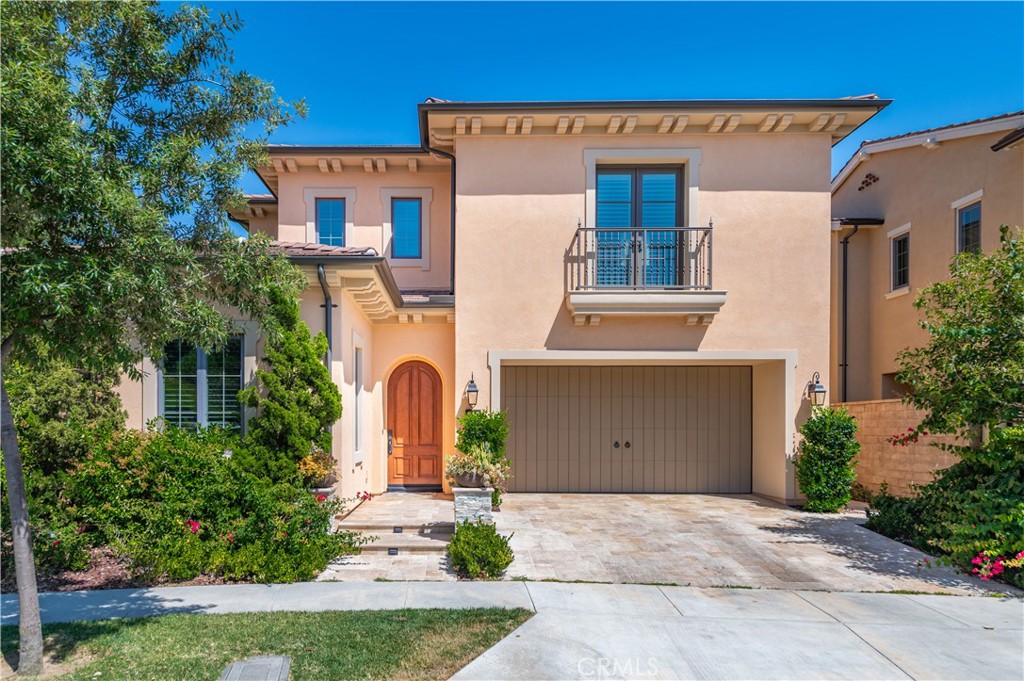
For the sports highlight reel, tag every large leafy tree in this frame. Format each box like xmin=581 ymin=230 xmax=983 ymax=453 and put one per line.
xmin=1 ymin=2 xmax=304 ymax=673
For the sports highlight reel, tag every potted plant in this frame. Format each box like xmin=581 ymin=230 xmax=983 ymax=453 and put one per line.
xmin=446 ymin=444 xmax=509 ymax=490
xmin=298 ymin=444 xmax=337 ymax=494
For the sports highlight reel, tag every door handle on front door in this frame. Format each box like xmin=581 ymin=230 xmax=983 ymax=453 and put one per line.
xmin=387 ymin=430 xmax=393 ymax=455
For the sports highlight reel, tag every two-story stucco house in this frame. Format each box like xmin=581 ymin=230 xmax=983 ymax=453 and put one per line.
xmin=117 ymin=96 xmax=890 ymax=505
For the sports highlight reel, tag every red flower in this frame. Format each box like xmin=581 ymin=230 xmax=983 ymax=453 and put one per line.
xmin=186 ymin=519 xmax=201 ymax=534
xmin=316 ymin=494 xmax=327 ymax=503
xmin=52 ymin=540 xmax=60 ymax=547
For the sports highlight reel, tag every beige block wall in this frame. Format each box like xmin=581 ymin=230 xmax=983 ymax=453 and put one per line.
xmin=838 ymin=399 xmax=959 ymax=497
xmin=273 ymin=170 xmax=452 ymax=292
xmin=453 ymin=133 xmax=834 ymax=502
xmin=832 ymin=132 xmax=1024 ymax=402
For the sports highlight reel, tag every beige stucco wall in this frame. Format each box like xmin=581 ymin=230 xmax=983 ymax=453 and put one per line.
xmin=454 ymin=133 xmax=835 ymax=503
xmin=831 ymin=131 xmax=1024 ymax=402
xmin=273 ymin=170 xmax=452 ymax=292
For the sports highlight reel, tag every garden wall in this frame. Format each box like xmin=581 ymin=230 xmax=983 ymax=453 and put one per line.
xmin=836 ymin=399 xmax=959 ymax=497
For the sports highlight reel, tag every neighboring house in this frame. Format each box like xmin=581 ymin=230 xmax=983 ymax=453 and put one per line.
xmin=117 ymin=96 xmax=890 ymax=505
xmin=829 ymin=111 xmax=1024 ymax=496
xmin=831 ymin=111 xmax=1024 ymax=403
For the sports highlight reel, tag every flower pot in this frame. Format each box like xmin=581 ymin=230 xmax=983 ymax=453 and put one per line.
xmin=454 ymin=472 xmax=486 ymax=488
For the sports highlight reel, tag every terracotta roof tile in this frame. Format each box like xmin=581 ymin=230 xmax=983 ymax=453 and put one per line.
xmin=270 ymin=241 xmax=379 ymax=258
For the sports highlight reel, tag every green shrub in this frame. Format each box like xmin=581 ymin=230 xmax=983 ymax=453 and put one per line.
xmin=237 ymin=290 xmax=342 ymax=482
xmin=447 ymin=521 xmax=514 ymax=579
xmin=865 ymin=483 xmax=920 ymax=543
xmin=455 ymin=410 xmax=510 ymax=457
xmin=794 ymin=407 xmax=860 ymax=513
xmin=455 ymin=410 xmax=511 ymax=509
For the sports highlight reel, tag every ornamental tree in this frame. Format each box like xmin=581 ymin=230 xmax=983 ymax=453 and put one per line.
xmin=1 ymin=3 xmax=303 ymax=673
xmin=237 ymin=291 xmax=342 ymax=482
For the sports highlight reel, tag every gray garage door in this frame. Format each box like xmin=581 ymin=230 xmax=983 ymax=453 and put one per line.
xmin=502 ymin=366 xmax=752 ymax=493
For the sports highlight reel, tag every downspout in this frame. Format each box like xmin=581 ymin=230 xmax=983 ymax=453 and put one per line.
xmin=316 ymin=264 xmax=334 ymax=368
xmin=423 ymin=142 xmax=456 ymax=294
xmin=840 ymin=226 xmax=859 ymax=403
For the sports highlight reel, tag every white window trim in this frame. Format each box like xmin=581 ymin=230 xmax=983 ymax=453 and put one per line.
xmin=950 ymin=189 xmax=983 ymax=210
xmin=304 ymin=187 xmax=356 ymax=244
xmin=583 ymin=148 xmax=702 ymax=229
xmin=380 ymin=188 xmax=432 ymax=270
xmin=352 ymin=330 xmax=365 ymax=466
xmin=888 ymin=222 xmax=911 ymax=294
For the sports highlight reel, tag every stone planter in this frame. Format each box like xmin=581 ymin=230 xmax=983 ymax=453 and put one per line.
xmin=310 ymin=486 xmax=335 ymax=500
xmin=454 ymin=472 xmax=486 ymax=488
xmin=453 ymin=487 xmax=495 ymax=525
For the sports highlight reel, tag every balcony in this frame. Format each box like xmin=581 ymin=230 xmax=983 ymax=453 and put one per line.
xmin=566 ymin=226 xmax=727 ymax=325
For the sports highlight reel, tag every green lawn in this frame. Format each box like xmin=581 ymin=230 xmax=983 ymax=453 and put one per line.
xmin=1 ymin=608 xmax=532 ymax=680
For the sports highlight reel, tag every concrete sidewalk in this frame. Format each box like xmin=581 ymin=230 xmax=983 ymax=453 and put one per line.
xmin=2 ymin=581 xmax=1021 ymax=680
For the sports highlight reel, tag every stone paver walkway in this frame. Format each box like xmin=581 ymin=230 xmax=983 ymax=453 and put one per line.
xmin=2 ymin=581 xmax=1021 ymax=680
xmin=321 ymin=493 xmax=1015 ymax=595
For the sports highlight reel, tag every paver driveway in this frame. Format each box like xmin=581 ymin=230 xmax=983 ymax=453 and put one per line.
xmin=498 ymin=494 xmax=1013 ymax=594
xmin=321 ymin=492 xmax=1016 ymax=595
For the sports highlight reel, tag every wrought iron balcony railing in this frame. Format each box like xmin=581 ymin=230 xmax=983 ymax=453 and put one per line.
xmin=568 ymin=225 xmax=713 ymax=291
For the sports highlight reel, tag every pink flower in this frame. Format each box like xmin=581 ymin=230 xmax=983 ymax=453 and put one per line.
xmin=186 ymin=519 xmax=200 ymax=534
xmin=52 ymin=540 xmax=60 ymax=547
xmin=316 ymin=494 xmax=327 ymax=503
xmin=356 ymin=490 xmax=374 ymax=502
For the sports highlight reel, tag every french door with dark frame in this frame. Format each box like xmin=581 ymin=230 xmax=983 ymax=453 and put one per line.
xmin=595 ymin=165 xmax=684 ymax=288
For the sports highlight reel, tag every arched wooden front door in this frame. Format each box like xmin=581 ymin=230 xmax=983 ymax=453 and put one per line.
xmin=387 ymin=360 xmax=443 ymax=488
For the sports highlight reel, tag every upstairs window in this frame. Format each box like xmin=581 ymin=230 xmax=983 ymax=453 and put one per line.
xmin=317 ymin=198 xmax=346 ymax=246
xmin=161 ymin=336 xmax=243 ymax=431
xmin=891 ymin=233 xmax=910 ymax=290
xmin=957 ymin=201 xmax=981 ymax=254
xmin=391 ymin=198 xmax=422 ymax=259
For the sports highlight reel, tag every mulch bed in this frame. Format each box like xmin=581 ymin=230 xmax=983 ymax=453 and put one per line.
xmin=1 ymin=547 xmax=229 ymax=593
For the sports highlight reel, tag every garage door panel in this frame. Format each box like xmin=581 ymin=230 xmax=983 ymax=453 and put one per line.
xmin=504 ymin=365 xmax=751 ymax=494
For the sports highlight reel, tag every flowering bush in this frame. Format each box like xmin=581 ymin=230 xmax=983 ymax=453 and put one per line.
xmin=886 ymin=427 xmax=929 ymax=447
xmin=867 ymin=427 xmax=1024 ymax=588
xmin=22 ymin=427 xmax=367 ymax=583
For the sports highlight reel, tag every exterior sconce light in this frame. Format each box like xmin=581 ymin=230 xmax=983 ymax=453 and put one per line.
xmin=807 ymin=372 xmax=827 ymax=407
xmin=465 ymin=373 xmax=479 ymax=411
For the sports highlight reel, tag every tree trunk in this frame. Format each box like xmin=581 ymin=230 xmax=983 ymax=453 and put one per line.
xmin=1 ymin=340 xmax=44 ymax=676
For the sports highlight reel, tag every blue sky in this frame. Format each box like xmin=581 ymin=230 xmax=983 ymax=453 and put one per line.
xmin=216 ymin=1 xmax=1023 ymax=194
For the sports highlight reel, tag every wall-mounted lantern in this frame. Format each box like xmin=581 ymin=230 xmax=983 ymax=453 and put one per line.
xmin=465 ymin=373 xmax=479 ymax=411
xmin=807 ymin=372 xmax=827 ymax=407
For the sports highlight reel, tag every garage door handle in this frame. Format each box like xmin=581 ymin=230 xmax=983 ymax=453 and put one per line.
xmin=624 ymin=441 xmax=631 ymax=449
xmin=613 ymin=441 xmax=620 ymax=448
